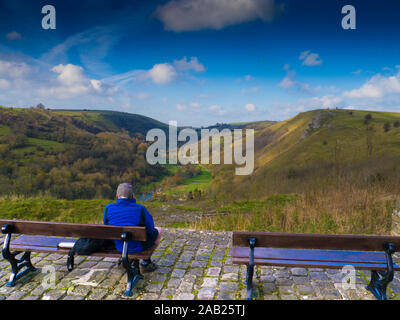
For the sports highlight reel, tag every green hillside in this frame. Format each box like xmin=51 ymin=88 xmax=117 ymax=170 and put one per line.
xmin=191 ymin=109 xmax=400 ymax=235
xmin=0 ymin=106 xmax=168 ymax=199
xmin=52 ymin=109 xmax=169 ymax=137
xmin=208 ymin=109 xmax=400 ymax=200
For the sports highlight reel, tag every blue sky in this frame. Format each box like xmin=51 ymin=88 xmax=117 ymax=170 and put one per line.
xmin=1 ymin=0 xmax=400 ymax=126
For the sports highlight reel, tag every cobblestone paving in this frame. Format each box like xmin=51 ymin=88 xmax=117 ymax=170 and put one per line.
xmin=0 ymin=228 xmax=399 ymax=300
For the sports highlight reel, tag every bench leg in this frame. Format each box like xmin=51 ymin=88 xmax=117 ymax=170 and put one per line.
xmin=366 ymin=270 xmax=391 ymax=300
xmin=121 ymin=233 xmax=144 ymax=297
xmin=123 ymin=259 xmax=144 ymax=297
xmin=366 ymin=243 xmax=395 ymax=300
xmin=245 ymin=237 xmax=257 ymax=300
xmin=2 ymin=231 xmax=37 ymax=287
xmin=245 ymin=264 xmax=254 ymax=300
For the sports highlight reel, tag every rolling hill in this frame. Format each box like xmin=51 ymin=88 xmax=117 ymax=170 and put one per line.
xmin=208 ymin=108 xmax=400 ymax=201
xmin=0 ymin=106 xmax=169 ymax=199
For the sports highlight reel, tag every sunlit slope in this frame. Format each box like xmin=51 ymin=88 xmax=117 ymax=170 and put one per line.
xmin=209 ymin=109 xmax=400 ymax=200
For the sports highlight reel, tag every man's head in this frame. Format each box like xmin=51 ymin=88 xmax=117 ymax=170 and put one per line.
xmin=116 ymin=183 xmax=134 ymax=199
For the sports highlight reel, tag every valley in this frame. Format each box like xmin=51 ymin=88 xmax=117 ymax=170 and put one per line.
xmin=1 ymin=106 xmax=400 ymax=236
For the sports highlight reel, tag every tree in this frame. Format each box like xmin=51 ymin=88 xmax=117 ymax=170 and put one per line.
xmin=364 ymin=114 xmax=372 ymax=125
xmin=384 ymin=122 xmax=391 ymax=132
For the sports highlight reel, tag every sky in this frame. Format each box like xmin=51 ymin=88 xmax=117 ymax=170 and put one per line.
xmin=1 ymin=0 xmax=400 ymax=127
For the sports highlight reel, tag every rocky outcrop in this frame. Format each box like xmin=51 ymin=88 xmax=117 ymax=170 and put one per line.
xmin=301 ymin=110 xmax=335 ymax=140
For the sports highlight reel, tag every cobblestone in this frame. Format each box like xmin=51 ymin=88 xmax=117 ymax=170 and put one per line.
xmin=0 ymin=228 xmax=398 ymax=300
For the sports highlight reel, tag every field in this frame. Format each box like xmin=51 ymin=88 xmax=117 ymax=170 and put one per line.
xmin=163 ymin=165 xmax=212 ymax=197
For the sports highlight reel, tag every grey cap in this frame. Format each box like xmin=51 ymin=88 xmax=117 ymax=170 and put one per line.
xmin=116 ymin=183 xmax=134 ymax=199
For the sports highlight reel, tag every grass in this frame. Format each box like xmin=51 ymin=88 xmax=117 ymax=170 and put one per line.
xmin=189 ymin=189 xmax=395 ymax=235
xmin=10 ymin=137 xmax=67 ymax=160
xmin=0 ymin=125 xmax=10 ymax=135
xmin=0 ymin=197 xmax=119 ymax=224
xmin=163 ymin=166 xmax=212 ymax=197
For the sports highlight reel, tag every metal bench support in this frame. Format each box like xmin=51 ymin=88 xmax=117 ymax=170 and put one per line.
xmin=366 ymin=242 xmax=395 ymax=300
xmin=1 ymin=224 xmax=37 ymax=287
xmin=121 ymin=232 xmax=144 ymax=297
xmin=245 ymin=237 xmax=257 ymax=300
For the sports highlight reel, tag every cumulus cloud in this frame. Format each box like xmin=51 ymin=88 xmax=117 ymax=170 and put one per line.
xmin=6 ymin=31 xmax=22 ymax=41
xmin=190 ymin=102 xmax=201 ymax=108
xmin=0 ymin=60 xmax=31 ymax=79
xmin=343 ymin=73 xmax=400 ymax=99
xmin=0 ymin=79 xmax=10 ymax=89
xmin=52 ymin=64 xmax=88 ymax=87
xmin=244 ymin=103 xmax=256 ymax=112
xmin=154 ymin=0 xmax=284 ymax=32
xmin=296 ymin=95 xmax=343 ymax=111
xmin=299 ymin=50 xmax=322 ymax=67
xmin=208 ymin=104 xmax=227 ymax=115
xmin=176 ymin=104 xmax=187 ymax=111
xmin=278 ymin=64 xmax=296 ymax=88
xmin=278 ymin=64 xmax=318 ymax=94
xmin=174 ymin=56 xmax=206 ymax=72
xmin=241 ymin=86 xmax=260 ymax=95
xmin=37 ymin=63 xmax=118 ymax=99
xmin=128 ymin=57 xmax=206 ymax=85
xmin=145 ymin=63 xmax=178 ymax=85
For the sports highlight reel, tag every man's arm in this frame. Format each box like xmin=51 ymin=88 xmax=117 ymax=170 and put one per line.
xmin=143 ymin=206 xmax=155 ymax=231
xmin=103 ymin=205 xmax=110 ymax=225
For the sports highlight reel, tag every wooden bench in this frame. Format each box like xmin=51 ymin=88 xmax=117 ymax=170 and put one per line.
xmin=0 ymin=219 xmax=158 ymax=296
xmin=232 ymin=231 xmax=400 ymax=300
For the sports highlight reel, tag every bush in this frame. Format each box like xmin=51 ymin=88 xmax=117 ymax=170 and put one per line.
xmin=287 ymin=168 xmax=298 ymax=179
xmin=364 ymin=114 xmax=372 ymax=124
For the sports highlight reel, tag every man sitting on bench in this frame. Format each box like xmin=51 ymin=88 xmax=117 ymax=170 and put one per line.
xmin=104 ymin=182 xmax=161 ymax=273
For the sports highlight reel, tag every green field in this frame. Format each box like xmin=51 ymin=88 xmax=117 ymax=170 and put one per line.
xmin=163 ymin=165 xmax=213 ymax=197
xmin=0 ymin=197 xmax=109 ymax=223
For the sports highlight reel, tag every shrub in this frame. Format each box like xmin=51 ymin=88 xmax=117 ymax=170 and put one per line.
xmin=364 ymin=114 xmax=372 ymax=124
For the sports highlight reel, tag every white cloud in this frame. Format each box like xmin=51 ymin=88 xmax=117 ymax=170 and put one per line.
xmin=40 ymin=63 xmax=118 ymax=99
xmin=241 ymin=86 xmax=260 ymax=94
xmin=208 ymin=104 xmax=227 ymax=115
xmin=135 ymin=92 xmax=151 ymax=100
xmin=278 ymin=64 xmax=296 ymax=89
xmin=279 ymin=75 xmax=296 ymax=89
xmin=52 ymin=64 xmax=88 ymax=87
xmin=154 ymin=0 xmax=283 ymax=32
xmin=6 ymin=31 xmax=22 ymax=41
xmin=296 ymin=95 xmax=343 ymax=110
xmin=145 ymin=63 xmax=178 ymax=85
xmin=278 ymin=64 xmax=319 ymax=94
xmin=176 ymin=104 xmax=187 ymax=111
xmin=343 ymin=74 xmax=400 ymax=99
xmin=190 ymin=102 xmax=201 ymax=108
xmin=0 ymin=79 xmax=10 ymax=89
xmin=174 ymin=56 xmax=206 ymax=72
xmin=299 ymin=50 xmax=322 ymax=67
xmin=244 ymin=103 xmax=256 ymax=112
xmin=0 ymin=60 xmax=31 ymax=79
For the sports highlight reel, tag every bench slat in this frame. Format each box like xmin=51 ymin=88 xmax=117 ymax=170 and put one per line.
xmin=233 ymin=231 xmax=400 ymax=252
xmin=233 ymin=257 xmax=400 ymax=271
xmin=10 ymin=235 xmax=154 ymax=259
xmin=0 ymin=219 xmax=146 ymax=241
xmin=233 ymin=247 xmax=388 ymax=265
xmin=12 ymin=235 xmax=76 ymax=248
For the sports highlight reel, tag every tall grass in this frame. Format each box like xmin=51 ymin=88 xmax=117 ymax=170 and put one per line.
xmin=192 ymin=157 xmax=400 ymax=235
xmin=0 ymin=196 xmax=110 ymax=224
xmin=190 ymin=186 xmax=395 ymax=235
